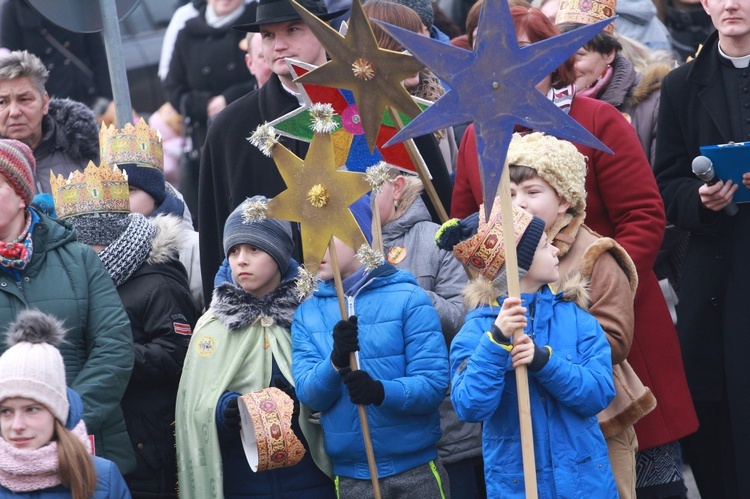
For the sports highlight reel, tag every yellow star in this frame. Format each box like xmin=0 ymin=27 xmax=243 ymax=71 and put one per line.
xmin=291 ymin=0 xmax=424 ymax=153
xmin=267 ymin=131 xmax=373 ymax=274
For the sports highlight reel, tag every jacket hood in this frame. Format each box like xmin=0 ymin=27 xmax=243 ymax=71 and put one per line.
xmin=313 ymin=263 xmax=405 ymax=298
xmin=209 ymin=265 xmax=302 ymax=330
xmin=382 ymin=195 xmax=431 ymax=248
xmin=599 ymin=54 xmax=638 ymax=108
xmin=40 ymin=98 xmax=99 ymax=162
xmin=65 ymin=387 xmax=84 ymax=430
xmin=615 ymin=0 xmax=657 ymax=24
xmin=32 ymin=209 xmax=77 ymax=253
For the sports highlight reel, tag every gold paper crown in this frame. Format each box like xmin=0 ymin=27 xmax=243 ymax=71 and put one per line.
xmin=556 ymin=0 xmax=617 ymax=35
xmin=99 ymin=119 xmax=163 ymax=171
xmin=453 ymin=200 xmax=536 ymax=280
xmin=50 ymin=161 xmax=130 ymax=219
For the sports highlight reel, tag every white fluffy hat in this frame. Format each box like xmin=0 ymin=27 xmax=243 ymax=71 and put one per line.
xmin=0 ymin=310 xmax=69 ymax=424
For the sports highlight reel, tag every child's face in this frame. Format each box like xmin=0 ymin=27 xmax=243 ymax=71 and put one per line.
xmin=510 ymin=177 xmax=571 ymax=230
xmin=374 ymin=175 xmax=405 ymax=227
xmin=128 ymin=186 xmax=156 ymax=217
xmin=318 ymin=237 xmax=362 ymax=280
xmin=228 ymin=244 xmax=281 ymax=297
xmin=523 ymin=233 xmax=560 ymax=291
xmin=0 ymin=397 xmax=55 ymax=451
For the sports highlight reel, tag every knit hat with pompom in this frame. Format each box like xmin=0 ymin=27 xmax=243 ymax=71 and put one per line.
xmin=0 ymin=310 xmax=69 ymax=424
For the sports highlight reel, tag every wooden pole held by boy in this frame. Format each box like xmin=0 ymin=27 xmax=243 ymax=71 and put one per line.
xmin=388 ymin=106 xmax=449 ymax=223
xmin=328 ymin=238 xmax=383 ymax=499
xmin=498 ymin=165 xmax=538 ymax=498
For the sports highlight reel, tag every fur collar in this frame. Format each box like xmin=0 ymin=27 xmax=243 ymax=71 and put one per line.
xmin=209 ymin=278 xmax=301 ymax=331
xmin=42 ymin=99 xmax=99 ymax=161
xmin=549 ymin=212 xmax=638 ymax=299
xmin=548 ymin=212 xmax=580 ymax=257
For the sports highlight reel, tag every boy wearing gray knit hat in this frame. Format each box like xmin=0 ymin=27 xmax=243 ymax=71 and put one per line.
xmin=223 ymin=196 xmax=294 ymax=293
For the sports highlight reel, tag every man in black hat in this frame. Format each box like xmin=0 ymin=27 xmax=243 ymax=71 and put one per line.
xmin=197 ymin=0 xmax=346 ymax=305
xmin=197 ymin=0 xmax=454 ymax=307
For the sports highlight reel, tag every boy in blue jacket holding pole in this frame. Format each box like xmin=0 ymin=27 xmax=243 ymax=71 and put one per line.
xmin=437 ymin=200 xmax=617 ymax=498
xmin=292 ymin=197 xmax=450 ymax=498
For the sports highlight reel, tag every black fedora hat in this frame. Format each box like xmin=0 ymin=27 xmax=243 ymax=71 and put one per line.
xmin=234 ymin=0 xmax=349 ymax=32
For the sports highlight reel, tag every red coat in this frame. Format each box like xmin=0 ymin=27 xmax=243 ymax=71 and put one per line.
xmin=452 ymin=96 xmax=697 ymax=450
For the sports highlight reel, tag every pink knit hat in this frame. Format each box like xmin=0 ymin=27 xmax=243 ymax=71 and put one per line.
xmin=0 ymin=139 xmax=35 ymax=207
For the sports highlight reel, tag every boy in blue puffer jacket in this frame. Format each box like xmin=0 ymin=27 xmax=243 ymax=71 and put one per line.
xmin=292 ymin=197 xmax=450 ymax=498
xmin=437 ymin=200 xmax=617 ymax=499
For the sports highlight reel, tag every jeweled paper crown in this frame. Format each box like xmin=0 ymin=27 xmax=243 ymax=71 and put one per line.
xmin=556 ymin=0 xmax=617 ymax=34
xmin=99 ymin=119 xmax=163 ymax=170
xmin=50 ymin=161 xmax=130 ymax=219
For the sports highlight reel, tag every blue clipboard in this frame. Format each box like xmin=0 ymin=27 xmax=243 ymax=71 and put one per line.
xmin=699 ymin=142 xmax=750 ymax=203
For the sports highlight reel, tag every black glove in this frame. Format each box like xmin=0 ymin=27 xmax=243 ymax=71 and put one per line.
xmin=342 ymin=370 xmax=385 ymax=406
xmin=331 ymin=316 xmax=359 ymax=368
xmin=490 ymin=323 xmax=511 ymax=344
xmin=273 ymin=375 xmax=300 ymax=415
xmin=222 ymin=395 xmax=241 ymax=432
xmin=528 ymin=343 xmax=551 ymax=373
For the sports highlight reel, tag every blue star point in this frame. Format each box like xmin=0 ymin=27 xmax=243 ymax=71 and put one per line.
xmin=375 ymin=0 xmax=614 ymax=216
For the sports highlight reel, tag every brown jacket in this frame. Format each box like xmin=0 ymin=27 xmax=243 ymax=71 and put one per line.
xmin=551 ymin=213 xmax=657 ymax=437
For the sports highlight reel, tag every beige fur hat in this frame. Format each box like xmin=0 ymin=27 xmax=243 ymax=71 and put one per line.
xmin=507 ymin=132 xmax=588 ymax=215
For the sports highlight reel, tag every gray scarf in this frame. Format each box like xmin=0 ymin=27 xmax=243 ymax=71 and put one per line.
xmin=98 ymin=214 xmax=156 ymax=287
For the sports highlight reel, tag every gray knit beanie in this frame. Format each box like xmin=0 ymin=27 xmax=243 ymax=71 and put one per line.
xmin=223 ymin=197 xmax=294 ymax=274
xmin=390 ymin=0 xmax=434 ymax=30
xmin=0 ymin=310 xmax=69 ymax=424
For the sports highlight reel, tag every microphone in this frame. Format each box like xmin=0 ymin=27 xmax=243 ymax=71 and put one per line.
xmin=692 ymin=156 xmax=739 ymax=216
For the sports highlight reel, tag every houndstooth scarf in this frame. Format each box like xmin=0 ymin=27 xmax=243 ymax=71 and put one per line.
xmin=98 ymin=213 xmax=156 ymax=288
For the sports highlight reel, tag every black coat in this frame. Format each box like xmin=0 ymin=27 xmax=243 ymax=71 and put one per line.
xmin=198 ymin=74 xmax=454 ymax=306
xmin=116 ymin=221 xmax=199 ymax=497
xmin=164 ymin=4 xmax=257 ymax=152
xmin=654 ymin=29 xmax=750 ymax=487
xmin=0 ymin=0 xmax=112 ymax=107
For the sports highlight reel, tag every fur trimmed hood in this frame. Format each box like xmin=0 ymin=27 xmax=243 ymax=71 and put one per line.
xmin=626 ymin=63 xmax=671 ymax=108
xmin=599 ymin=54 xmax=670 ymax=110
xmin=209 ymin=277 xmax=301 ymax=331
xmin=40 ymin=98 xmax=99 ymax=162
xmin=462 ymin=276 xmax=590 ymax=312
xmin=147 ymin=215 xmax=186 ymax=265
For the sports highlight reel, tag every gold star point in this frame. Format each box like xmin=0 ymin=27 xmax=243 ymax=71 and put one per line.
xmin=291 ymin=0 xmax=424 ymax=152
xmin=266 ymin=132 xmax=372 ymax=275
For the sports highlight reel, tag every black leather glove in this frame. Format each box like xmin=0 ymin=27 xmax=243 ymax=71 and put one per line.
xmin=342 ymin=370 xmax=385 ymax=406
xmin=331 ymin=316 xmax=359 ymax=368
xmin=223 ymin=395 xmax=241 ymax=432
xmin=273 ymin=375 xmax=300 ymax=415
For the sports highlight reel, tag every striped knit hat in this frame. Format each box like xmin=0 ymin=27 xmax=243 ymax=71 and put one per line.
xmin=0 ymin=139 xmax=35 ymax=207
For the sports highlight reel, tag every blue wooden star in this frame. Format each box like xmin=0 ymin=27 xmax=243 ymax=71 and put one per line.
xmin=375 ymin=0 xmax=614 ymax=217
